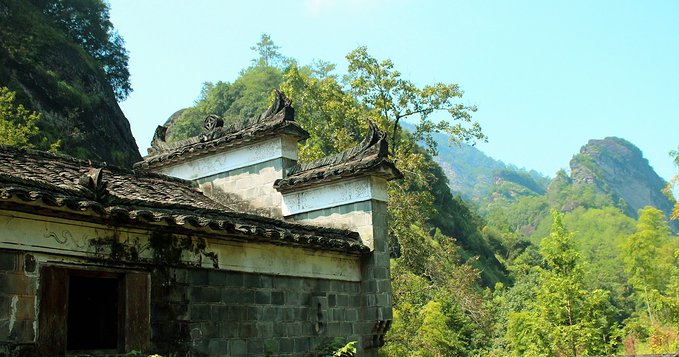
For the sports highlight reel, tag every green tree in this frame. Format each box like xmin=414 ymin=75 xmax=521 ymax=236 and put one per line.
xmin=31 ymin=0 xmax=132 ymax=100
xmin=281 ymin=63 xmax=364 ymax=161
xmin=281 ymin=48 xmax=501 ymax=279
xmin=504 ymin=210 xmax=618 ymax=356
xmin=345 ymin=47 xmax=486 ymax=156
xmin=383 ymin=230 xmax=492 ymax=357
xmin=561 ymin=207 xmax=636 ymax=311
xmin=0 ymin=87 xmax=41 ymax=148
xmin=619 ymin=206 xmax=679 ymax=353
xmin=250 ymin=33 xmax=285 ymax=68
xmin=622 ymin=207 xmax=671 ymax=315
xmin=664 ymin=147 xmax=679 ymax=220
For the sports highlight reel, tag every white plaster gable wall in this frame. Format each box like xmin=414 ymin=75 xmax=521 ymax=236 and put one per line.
xmin=282 ymin=177 xmax=389 ymax=250
xmin=281 ymin=176 xmax=388 ymax=216
xmin=204 ymin=165 xmax=285 ymax=217
xmin=158 ymin=136 xmax=299 ymax=181
xmin=295 ymin=211 xmax=375 ymax=250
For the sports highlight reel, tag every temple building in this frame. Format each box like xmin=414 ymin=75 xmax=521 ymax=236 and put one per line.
xmin=0 ymin=91 xmax=400 ymax=356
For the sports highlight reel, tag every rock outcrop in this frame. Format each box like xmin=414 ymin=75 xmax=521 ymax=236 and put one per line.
xmin=570 ymin=137 xmax=677 ymax=231
xmin=0 ymin=0 xmax=141 ymax=167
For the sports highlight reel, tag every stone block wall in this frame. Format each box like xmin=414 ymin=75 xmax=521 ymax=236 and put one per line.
xmin=359 ymin=201 xmax=392 ymax=349
xmin=197 ymin=158 xmax=296 ymax=218
xmin=290 ymin=201 xmax=375 ymax=253
xmin=0 ymin=251 xmax=369 ymax=356
xmin=0 ymin=250 xmax=38 ymax=350
xmin=287 ymin=200 xmax=392 ymax=349
xmin=150 ymin=267 xmax=365 ymax=357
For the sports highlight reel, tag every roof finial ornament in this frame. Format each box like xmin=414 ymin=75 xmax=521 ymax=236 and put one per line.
xmin=365 ymin=120 xmax=389 ymax=158
xmin=203 ymin=114 xmax=225 ymax=132
xmin=151 ymin=125 xmax=168 ymax=147
xmin=78 ymin=168 xmax=107 ymax=200
xmin=258 ymin=89 xmax=293 ymax=121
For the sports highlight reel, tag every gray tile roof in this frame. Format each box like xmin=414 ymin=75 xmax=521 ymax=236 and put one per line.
xmin=0 ymin=146 xmax=367 ymax=254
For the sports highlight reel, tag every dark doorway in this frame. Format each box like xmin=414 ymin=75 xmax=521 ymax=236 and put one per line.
xmin=66 ymin=274 xmax=120 ymax=351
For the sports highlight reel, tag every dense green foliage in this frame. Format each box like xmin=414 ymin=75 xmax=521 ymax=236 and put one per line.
xmin=666 ymin=147 xmax=679 ymax=220
xmin=0 ymin=86 xmax=60 ymax=151
xmin=30 ymin=0 xmax=132 ymax=100
xmin=478 ymin=151 xmax=678 ymax=354
xmin=502 ymin=211 xmax=619 ymax=356
xmin=0 ymin=87 xmax=41 ymax=148
xmin=168 ymin=66 xmax=284 ymax=142
xmin=619 ymin=207 xmax=679 ymax=353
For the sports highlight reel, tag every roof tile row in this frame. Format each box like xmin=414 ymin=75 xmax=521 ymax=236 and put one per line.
xmin=0 ymin=146 xmax=367 ymax=254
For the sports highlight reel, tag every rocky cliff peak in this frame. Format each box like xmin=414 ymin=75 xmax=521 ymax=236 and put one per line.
xmin=570 ymin=137 xmax=677 ymax=230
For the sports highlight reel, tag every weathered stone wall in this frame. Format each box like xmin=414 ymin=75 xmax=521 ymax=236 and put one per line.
xmin=358 ymin=201 xmax=392 ymax=349
xmin=151 ymin=267 xmax=365 ymax=357
xmin=0 ymin=209 xmax=360 ymax=282
xmin=287 ymin=199 xmax=393 ymax=350
xmin=290 ymin=201 xmax=375 ymax=254
xmin=0 ymin=251 xmax=37 ymax=351
xmin=155 ymin=135 xmax=300 ymax=218
xmin=0 ymin=251 xmax=371 ymax=356
xmin=0 ymin=209 xmax=372 ymax=356
xmin=197 ymin=158 xmax=296 ymax=218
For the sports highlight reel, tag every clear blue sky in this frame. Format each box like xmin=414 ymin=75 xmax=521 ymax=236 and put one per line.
xmin=109 ymin=0 xmax=679 ymax=181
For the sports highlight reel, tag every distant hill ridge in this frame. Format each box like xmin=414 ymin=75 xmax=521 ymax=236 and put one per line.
xmin=402 ymin=122 xmax=550 ymax=200
xmin=425 ymin=126 xmax=677 ymax=231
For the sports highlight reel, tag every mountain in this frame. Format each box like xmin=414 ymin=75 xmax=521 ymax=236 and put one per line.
xmin=0 ymin=0 xmax=141 ymax=167
xmin=430 ymin=129 xmax=677 ymax=232
xmin=404 ymin=123 xmax=550 ymax=201
xmin=571 ymin=137 xmax=678 ymax=231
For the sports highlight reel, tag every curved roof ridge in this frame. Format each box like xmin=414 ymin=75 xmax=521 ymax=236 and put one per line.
xmin=273 ymin=122 xmax=402 ymax=192
xmin=0 ymin=145 xmax=196 ymax=186
xmin=288 ymin=121 xmax=387 ymax=176
xmin=136 ymin=89 xmax=309 ymax=169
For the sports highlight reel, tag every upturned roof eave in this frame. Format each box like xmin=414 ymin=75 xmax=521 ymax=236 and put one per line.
xmin=273 ymin=158 xmax=402 ymax=193
xmin=135 ymin=90 xmax=309 ymax=170
xmin=135 ymin=122 xmax=309 ymax=171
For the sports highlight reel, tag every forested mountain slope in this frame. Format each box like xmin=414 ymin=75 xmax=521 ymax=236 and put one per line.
xmin=431 ymin=127 xmax=676 ymax=233
xmin=413 ymin=124 xmax=550 ymax=201
xmin=437 ymin=135 xmax=679 ymax=355
xmin=0 ymin=0 xmax=140 ymax=166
